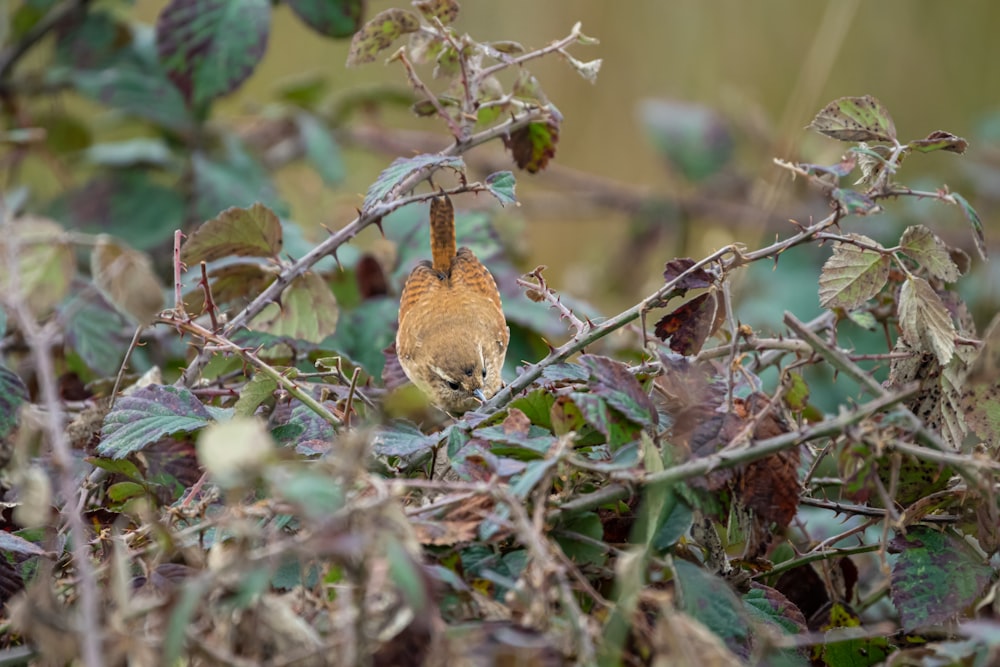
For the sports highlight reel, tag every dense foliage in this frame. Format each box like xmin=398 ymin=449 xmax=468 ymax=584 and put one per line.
xmin=0 ymin=1 xmax=998 ymax=665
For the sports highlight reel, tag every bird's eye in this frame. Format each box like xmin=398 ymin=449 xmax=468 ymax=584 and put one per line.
xmin=446 ymin=380 xmax=460 ymax=391
xmin=481 ymin=368 xmax=487 ymax=379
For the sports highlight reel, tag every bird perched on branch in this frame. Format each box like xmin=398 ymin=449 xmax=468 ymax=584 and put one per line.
xmin=396 ymin=195 xmax=509 ymax=413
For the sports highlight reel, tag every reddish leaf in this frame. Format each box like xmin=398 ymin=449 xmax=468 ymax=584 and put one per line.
xmin=503 ymin=119 xmax=559 ymax=173
xmin=654 ymin=290 xmax=724 ymax=356
xmin=580 ymin=354 xmax=657 ymax=425
xmin=156 ymin=0 xmax=270 ymax=107
xmin=356 ymin=253 xmax=389 ymax=299
xmin=662 ymin=257 xmax=713 ymax=290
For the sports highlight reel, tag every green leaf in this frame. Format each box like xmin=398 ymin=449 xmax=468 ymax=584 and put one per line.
xmin=345 ymin=8 xmax=420 ymax=67
xmin=99 ymin=385 xmax=214 ymax=459
xmin=86 ymin=457 xmax=143 ymax=480
xmin=296 ymin=113 xmax=345 ymax=186
xmin=808 ymin=95 xmax=897 ymax=142
xmin=474 ymin=421 xmax=556 ymax=458
xmin=250 ymin=272 xmax=338 ymax=343
xmin=233 ymin=373 xmax=278 ymax=418
xmin=951 ymin=191 xmax=988 ymax=262
xmin=898 ymin=276 xmax=956 ymax=364
xmin=107 ymin=481 xmax=146 ymax=502
xmin=743 ymin=584 xmax=807 ymax=637
xmin=639 ymin=99 xmax=734 ymax=182
xmin=0 ymin=217 xmax=75 ymax=319
xmin=484 ymin=171 xmax=517 ymax=206
xmin=674 ymin=559 xmax=751 ymax=657
xmin=831 ymin=188 xmax=880 ymax=216
xmin=373 ymin=420 xmax=438 ymax=458
xmin=509 ymin=390 xmax=555 ymax=430
xmin=61 ymin=290 xmax=133 ymax=377
xmin=280 ymin=402 xmax=337 ymax=455
xmin=46 ymin=171 xmax=185 ymax=250
xmin=569 ymin=392 xmax=641 ymax=449
xmin=580 ymin=354 xmax=656 ymax=425
xmin=889 ymin=526 xmax=994 ymax=632
xmin=363 ymin=154 xmax=465 ymax=211
xmin=182 ymin=203 xmax=283 ymax=264
xmin=898 ymin=225 xmax=960 ymax=282
xmin=286 ymin=0 xmax=364 ymax=38
xmin=817 ymin=235 xmax=890 ymax=311
xmin=0 ymin=365 xmax=29 ymax=439
xmin=554 ymin=512 xmax=607 ymax=567
xmin=53 ymin=9 xmax=128 ymax=70
xmin=156 ymin=0 xmax=271 ymax=107
xmin=71 ymin=39 xmax=194 ymax=133
xmin=650 ymin=494 xmax=693 ymax=550
xmin=906 ymin=130 xmax=968 ymax=154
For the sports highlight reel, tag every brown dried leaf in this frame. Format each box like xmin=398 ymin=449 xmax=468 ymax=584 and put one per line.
xmin=907 ymin=130 xmax=969 ymax=155
xmin=734 ymin=394 xmax=799 ymax=527
xmin=663 ymin=257 xmax=714 ymax=291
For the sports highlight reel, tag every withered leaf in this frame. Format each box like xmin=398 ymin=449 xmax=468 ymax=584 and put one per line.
xmin=503 ymin=119 xmax=559 ymax=173
xmin=345 ymin=8 xmax=420 ymax=67
xmin=907 ymin=130 xmax=968 ymax=155
xmin=808 ymin=94 xmax=896 ymax=143
xmin=654 ymin=289 xmax=724 ymax=356
xmin=662 ymin=257 xmax=714 ymax=291
xmin=898 ymin=276 xmax=956 ymax=365
xmin=899 ymin=225 xmax=961 ymax=283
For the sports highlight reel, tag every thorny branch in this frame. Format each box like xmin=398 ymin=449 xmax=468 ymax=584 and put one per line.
xmin=176 ymin=114 xmax=548 ymax=386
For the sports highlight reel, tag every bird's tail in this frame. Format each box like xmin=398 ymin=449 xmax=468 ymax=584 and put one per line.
xmin=430 ymin=195 xmax=456 ymax=275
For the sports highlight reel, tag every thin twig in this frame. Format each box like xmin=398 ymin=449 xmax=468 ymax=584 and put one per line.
xmin=550 ymin=385 xmax=920 ymax=519
xmin=2 ymin=230 xmax=103 ymax=666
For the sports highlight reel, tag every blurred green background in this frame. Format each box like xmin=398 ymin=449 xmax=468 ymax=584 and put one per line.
xmin=123 ymin=0 xmax=999 ymax=320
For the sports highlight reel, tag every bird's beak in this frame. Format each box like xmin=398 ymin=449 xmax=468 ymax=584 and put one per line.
xmin=472 ymin=388 xmax=487 ymax=404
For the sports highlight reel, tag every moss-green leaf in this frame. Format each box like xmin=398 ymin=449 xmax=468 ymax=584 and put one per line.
xmin=99 ymin=385 xmax=214 ymax=459
xmin=182 ymin=203 xmax=284 ymax=264
xmin=156 ymin=0 xmax=271 ymax=107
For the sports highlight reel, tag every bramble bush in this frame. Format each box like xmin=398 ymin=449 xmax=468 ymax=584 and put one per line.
xmin=0 ymin=1 xmax=998 ymax=665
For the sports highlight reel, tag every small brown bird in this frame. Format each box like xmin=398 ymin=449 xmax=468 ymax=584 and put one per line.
xmin=396 ymin=195 xmax=509 ymax=413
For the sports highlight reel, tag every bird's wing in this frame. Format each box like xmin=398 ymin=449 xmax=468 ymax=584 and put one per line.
xmin=398 ymin=261 xmax=443 ymax=327
xmin=449 ymin=248 xmax=503 ymax=311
